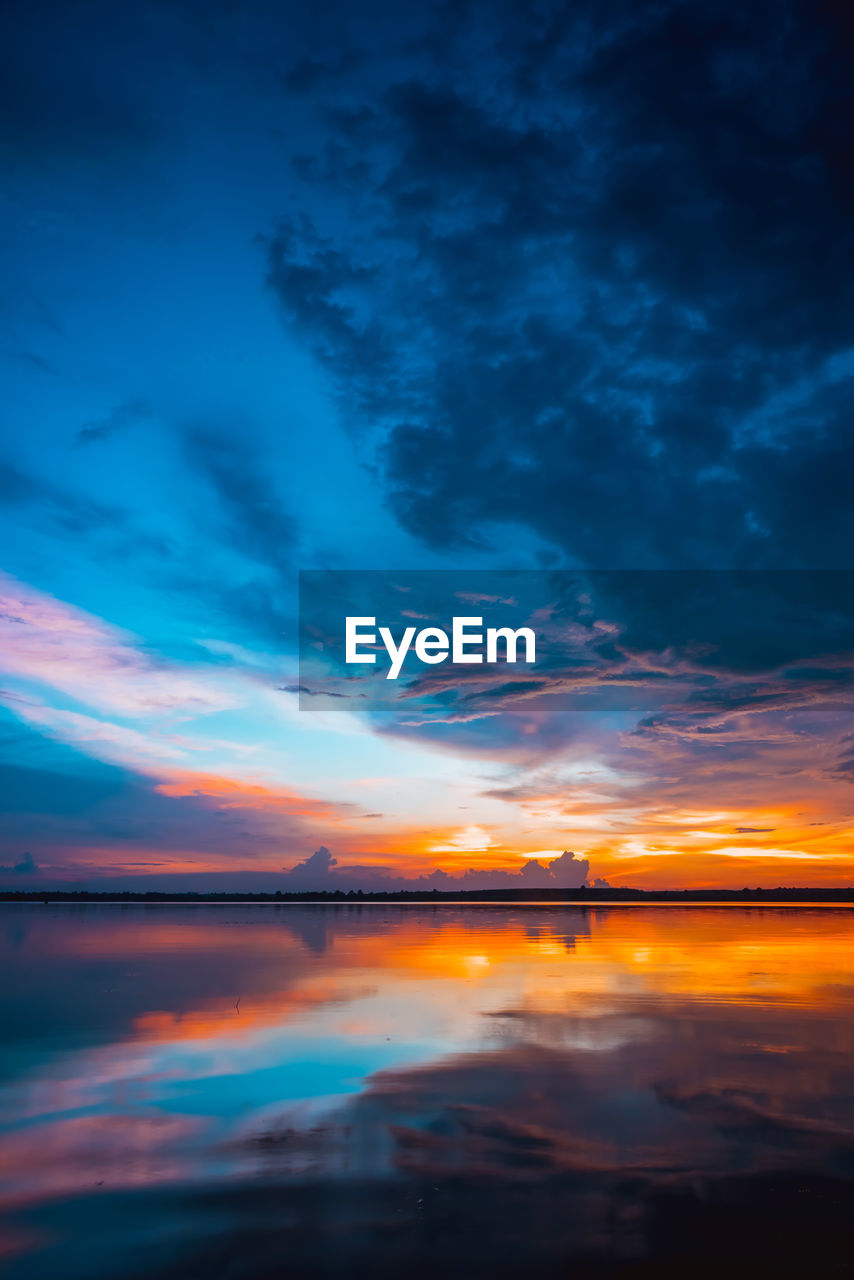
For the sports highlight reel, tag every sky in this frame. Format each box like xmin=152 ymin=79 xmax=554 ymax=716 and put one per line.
xmin=1 ymin=0 xmax=854 ymax=890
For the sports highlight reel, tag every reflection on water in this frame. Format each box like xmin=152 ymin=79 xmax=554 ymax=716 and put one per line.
xmin=2 ymin=904 xmax=854 ymax=1278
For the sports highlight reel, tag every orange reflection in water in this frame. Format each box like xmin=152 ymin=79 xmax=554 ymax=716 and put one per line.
xmin=28 ymin=905 xmax=854 ymax=1039
xmin=2 ymin=903 xmax=854 ymax=1277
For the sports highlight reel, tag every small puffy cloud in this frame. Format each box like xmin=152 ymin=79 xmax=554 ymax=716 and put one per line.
xmin=0 ymin=851 xmax=38 ymax=875
xmin=280 ymin=846 xmax=590 ymax=891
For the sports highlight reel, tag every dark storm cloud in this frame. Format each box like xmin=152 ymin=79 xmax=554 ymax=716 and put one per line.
xmin=269 ymin=0 xmax=854 ymax=568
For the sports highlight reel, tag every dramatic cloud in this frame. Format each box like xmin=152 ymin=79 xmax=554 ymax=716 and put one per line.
xmin=270 ymin=0 xmax=854 ymax=569
xmin=2 ymin=0 xmax=853 ymax=888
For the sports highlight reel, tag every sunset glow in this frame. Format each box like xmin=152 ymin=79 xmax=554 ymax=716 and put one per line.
xmin=2 ymin=564 xmax=854 ymax=889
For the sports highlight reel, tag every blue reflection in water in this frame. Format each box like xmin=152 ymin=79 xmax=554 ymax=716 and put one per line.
xmin=2 ymin=903 xmax=854 ymax=1278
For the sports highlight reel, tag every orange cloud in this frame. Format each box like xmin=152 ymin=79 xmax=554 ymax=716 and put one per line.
xmin=154 ymin=770 xmax=347 ymax=820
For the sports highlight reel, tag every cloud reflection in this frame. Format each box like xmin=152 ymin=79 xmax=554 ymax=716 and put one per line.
xmin=3 ymin=905 xmax=854 ymax=1276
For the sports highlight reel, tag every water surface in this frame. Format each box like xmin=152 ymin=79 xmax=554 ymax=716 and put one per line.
xmin=2 ymin=903 xmax=854 ymax=1277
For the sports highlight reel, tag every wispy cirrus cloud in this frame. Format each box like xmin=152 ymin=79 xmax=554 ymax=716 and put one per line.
xmin=0 ymin=572 xmax=236 ymax=718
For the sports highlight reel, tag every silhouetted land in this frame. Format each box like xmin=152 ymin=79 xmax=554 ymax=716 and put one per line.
xmin=3 ymin=887 xmax=854 ymax=904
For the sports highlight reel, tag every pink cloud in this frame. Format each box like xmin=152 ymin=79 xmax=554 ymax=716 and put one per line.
xmin=0 ymin=572 xmax=235 ymax=718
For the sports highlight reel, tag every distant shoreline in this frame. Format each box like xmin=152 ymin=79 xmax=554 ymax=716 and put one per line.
xmin=3 ymin=887 xmax=854 ymax=905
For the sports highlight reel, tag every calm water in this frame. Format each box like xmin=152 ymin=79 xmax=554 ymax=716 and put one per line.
xmin=2 ymin=904 xmax=854 ymax=1278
